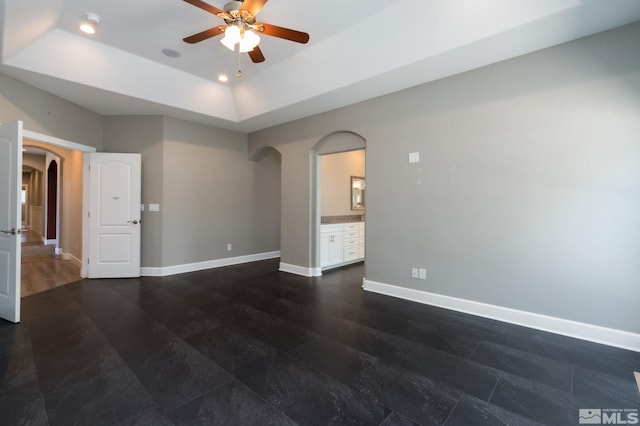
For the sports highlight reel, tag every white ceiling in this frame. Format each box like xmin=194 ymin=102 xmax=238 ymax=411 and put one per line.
xmin=1 ymin=0 xmax=640 ymax=133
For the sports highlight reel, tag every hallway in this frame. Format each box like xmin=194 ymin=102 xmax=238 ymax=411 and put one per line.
xmin=21 ymin=229 xmax=81 ymax=297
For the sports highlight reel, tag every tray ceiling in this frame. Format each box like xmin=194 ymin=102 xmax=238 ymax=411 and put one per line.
xmin=1 ymin=0 xmax=640 ymax=132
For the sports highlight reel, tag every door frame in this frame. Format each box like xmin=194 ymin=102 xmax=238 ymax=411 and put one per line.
xmin=22 ymin=130 xmax=96 ymax=277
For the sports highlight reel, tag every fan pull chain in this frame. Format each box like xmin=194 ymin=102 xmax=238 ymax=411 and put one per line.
xmin=236 ymin=46 xmax=242 ymax=78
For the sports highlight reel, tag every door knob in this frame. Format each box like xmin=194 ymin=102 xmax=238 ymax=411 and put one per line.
xmin=127 ymin=220 xmax=139 ymax=225
xmin=1 ymin=228 xmax=20 ymax=235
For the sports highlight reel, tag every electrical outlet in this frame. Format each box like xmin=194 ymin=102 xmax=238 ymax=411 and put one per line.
xmin=419 ymin=268 xmax=427 ymax=280
xmin=227 ymin=243 xmax=232 ymax=251
xmin=411 ymin=268 xmax=419 ymax=279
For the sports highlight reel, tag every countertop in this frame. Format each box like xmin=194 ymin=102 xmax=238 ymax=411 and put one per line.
xmin=321 ymin=215 xmax=365 ymax=224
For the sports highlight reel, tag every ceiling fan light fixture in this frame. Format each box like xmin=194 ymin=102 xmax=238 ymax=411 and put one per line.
xmin=220 ymin=35 xmax=235 ymax=51
xmin=183 ymin=0 xmax=310 ymax=64
xmin=221 ymin=25 xmax=260 ymax=52
xmin=221 ymin=24 xmax=241 ymax=50
xmin=79 ymin=13 xmax=101 ymax=35
xmin=239 ymin=30 xmax=260 ymax=53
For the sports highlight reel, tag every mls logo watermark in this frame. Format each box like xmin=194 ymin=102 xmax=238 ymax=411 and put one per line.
xmin=579 ymin=409 xmax=639 ymax=425
xmin=580 ymin=410 xmax=603 ymax=424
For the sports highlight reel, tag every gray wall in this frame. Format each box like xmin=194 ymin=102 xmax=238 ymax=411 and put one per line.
xmin=0 ymin=73 xmax=103 ymax=149
xmin=162 ymin=116 xmax=280 ymax=267
xmin=103 ymin=115 xmax=281 ymax=269
xmin=249 ymin=23 xmax=640 ymax=333
xmin=3 ymin=74 xmax=281 ymax=271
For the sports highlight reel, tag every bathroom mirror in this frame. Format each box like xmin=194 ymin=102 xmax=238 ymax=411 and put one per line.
xmin=351 ymin=176 xmax=365 ymax=210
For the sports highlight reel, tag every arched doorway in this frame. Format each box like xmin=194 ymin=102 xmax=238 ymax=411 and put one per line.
xmin=310 ymin=131 xmax=366 ymax=274
xmin=248 ymin=145 xmax=282 ymax=255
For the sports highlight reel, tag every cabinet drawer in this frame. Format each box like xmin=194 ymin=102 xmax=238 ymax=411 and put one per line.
xmin=344 ymin=246 xmax=360 ymax=261
xmin=321 ymin=224 xmax=343 ymax=234
xmin=344 ymin=230 xmax=359 ymax=239
xmin=343 ymin=237 xmax=359 ymax=247
xmin=344 ymin=223 xmax=360 ymax=232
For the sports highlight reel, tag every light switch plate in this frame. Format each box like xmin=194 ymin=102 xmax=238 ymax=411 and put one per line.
xmin=148 ymin=203 xmax=160 ymax=212
xmin=140 ymin=204 xmax=144 ymax=211
xmin=409 ymin=152 xmax=420 ymax=163
xmin=419 ymin=268 xmax=427 ymax=280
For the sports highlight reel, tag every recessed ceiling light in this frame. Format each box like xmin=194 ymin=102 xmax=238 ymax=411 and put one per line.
xmin=218 ymin=74 xmax=229 ymax=83
xmin=79 ymin=13 xmax=101 ymax=35
xmin=161 ymin=48 xmax=181 ymax=58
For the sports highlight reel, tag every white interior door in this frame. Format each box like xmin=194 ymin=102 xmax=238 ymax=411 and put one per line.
xmin=0 ymin=121 xmax=23 ymax=323
xmin=88 ymin=153 xmax=141 ymax=278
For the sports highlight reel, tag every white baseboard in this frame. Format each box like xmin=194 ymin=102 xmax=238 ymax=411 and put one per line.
xmin=279 ymin=262 xmax=322 ymax=277
xmin=61 ymin=251 xmax=82 ymax=269
xmin=362 ymin=279 xmax=640 ymax=353
xmin=141 ymin=251 xmax=280 ymax=277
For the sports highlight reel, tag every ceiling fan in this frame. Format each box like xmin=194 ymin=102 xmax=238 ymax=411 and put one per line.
xmin=182 ymin=0 xmax=310 ymax=64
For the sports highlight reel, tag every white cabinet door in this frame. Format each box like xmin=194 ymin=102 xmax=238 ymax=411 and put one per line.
xmin=320 ymin=233 xmax=331 ymax=267
xmin=0 ymin=121 xmax=22 ymax=323
xmin=321 ymin=224 xmax=346 ymax=268
xmin=328 ymin=233 xmax=344 ymax=265
xmin=88 ymin=153 xmax=141 ymax=278
xmin=321 ymin=232 xmax=344 ymax=267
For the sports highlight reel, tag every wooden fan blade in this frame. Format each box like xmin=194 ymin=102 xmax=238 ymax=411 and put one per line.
xmin=183 ymin=26 xmax=225 ymax=44
xmin=248 ymin=46 xmax=265 ymax=63
xmin=182 ymin=0 xmax=224 ymax=15
xmin=259 ymin=23 xmax=309 ymax=44
xmin=241 ymin=0 xmax=269 ymax=17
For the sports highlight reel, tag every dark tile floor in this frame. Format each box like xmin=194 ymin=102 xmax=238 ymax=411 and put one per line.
xmin=1 ymin=260 xmax=639 ymax=425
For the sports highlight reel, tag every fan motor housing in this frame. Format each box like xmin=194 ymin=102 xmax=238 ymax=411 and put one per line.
xmin=223 ymin=1 xmax=244 ymax=13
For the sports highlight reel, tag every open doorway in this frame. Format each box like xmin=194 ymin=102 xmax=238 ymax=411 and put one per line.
xmin=318 ymin=149 xmax=366 ymax=271
xmin=311 ymin=131 xmax=366 ymax=275
xmin=20 ymin=145 xmax=78 ymax=296
xmin=19 ymin=132 xmax=94 ymax=297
